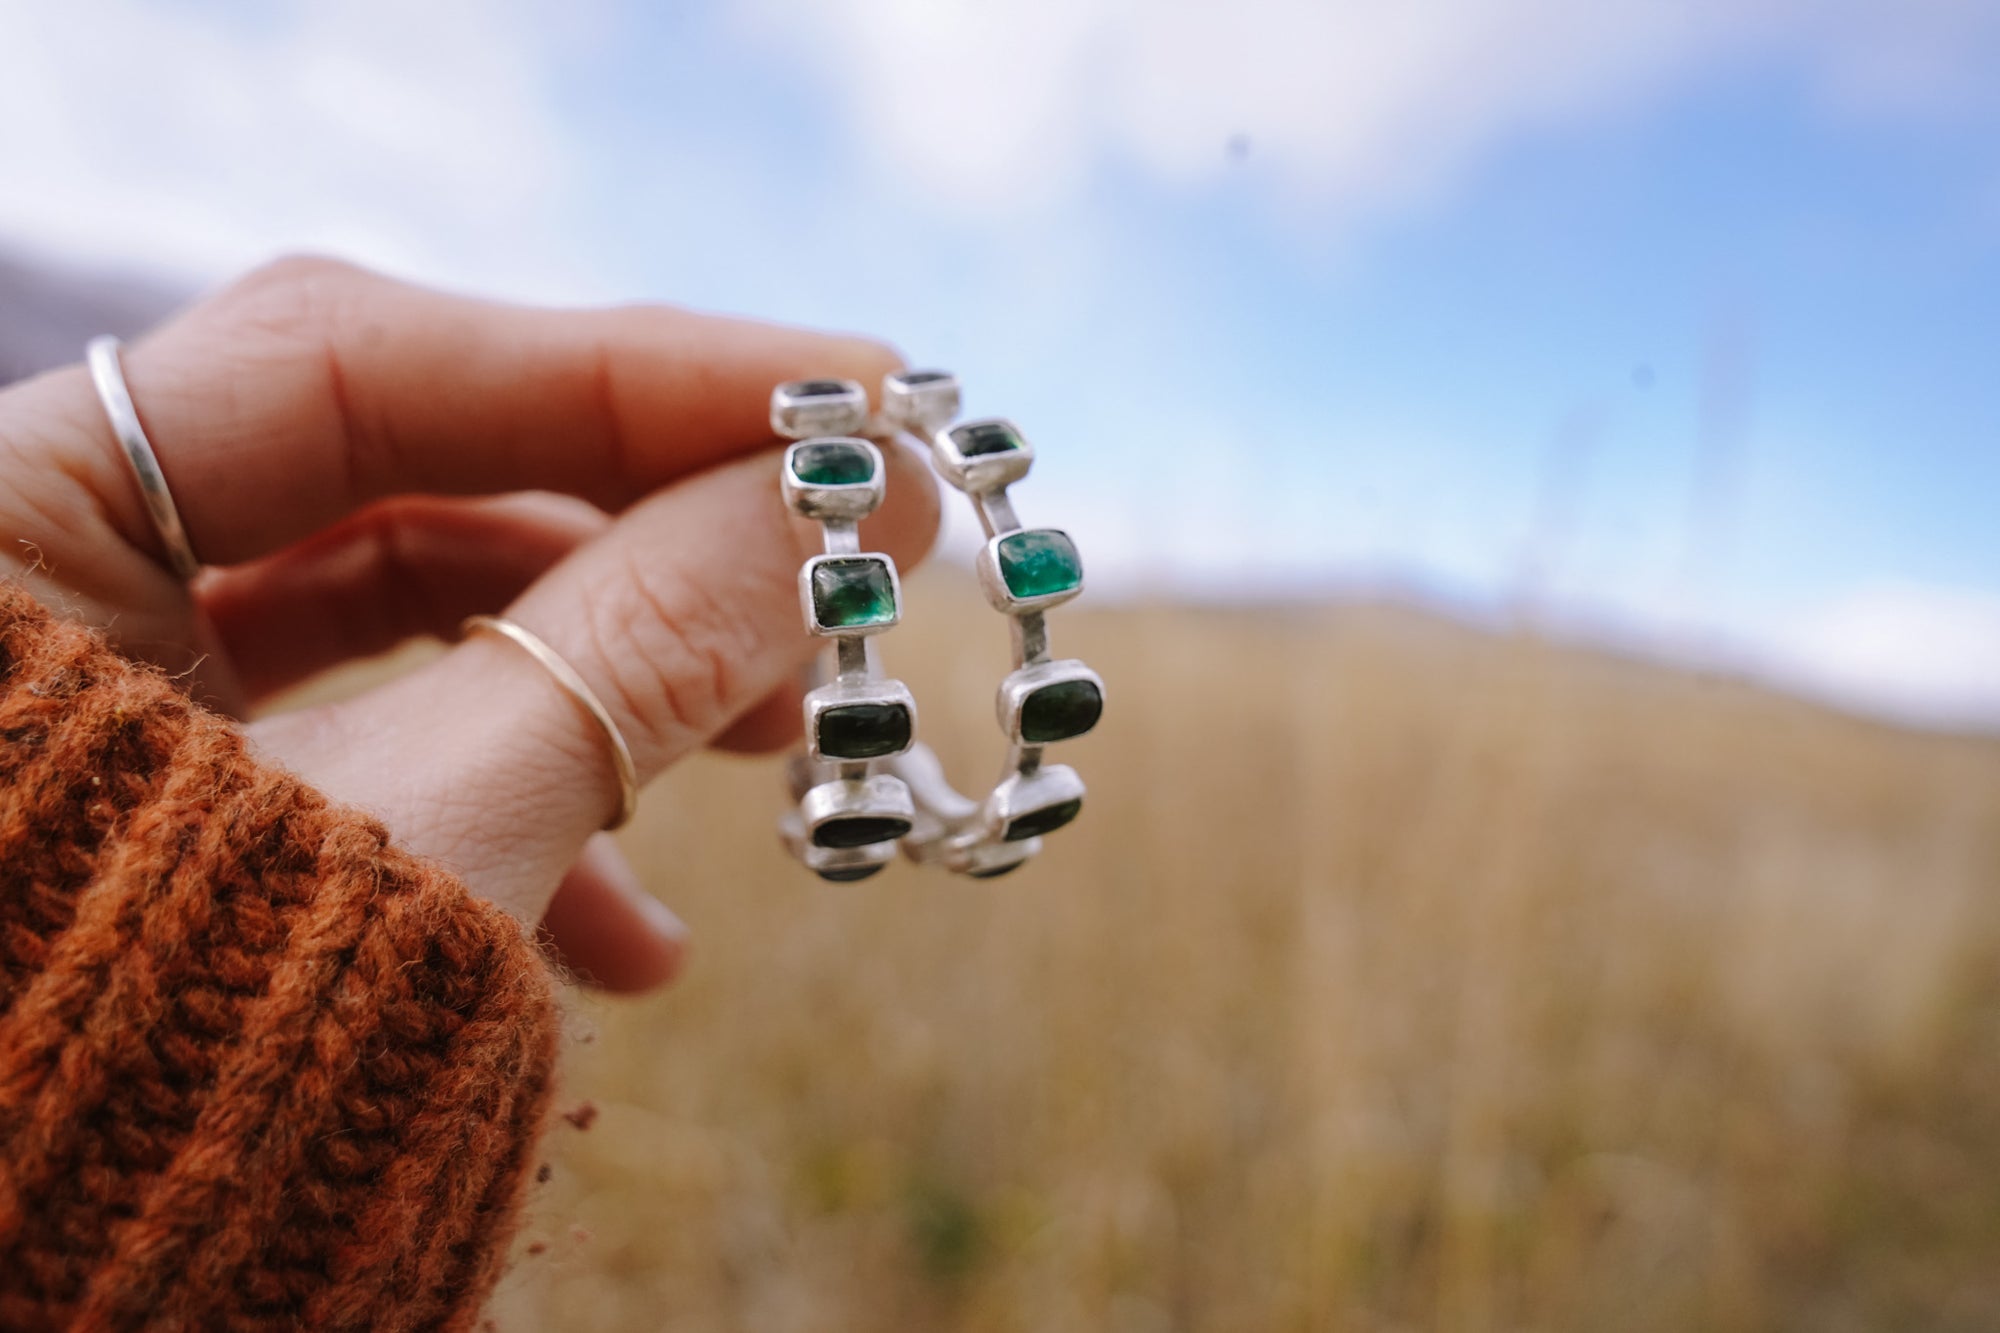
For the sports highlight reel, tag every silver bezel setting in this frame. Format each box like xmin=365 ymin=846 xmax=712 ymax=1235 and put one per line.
xmin=927 ymin=417 xmax=1034 ymax=494
xmin=781 ymin=436 xmax=886 ymax=522
xmin=804 ymin=676 xmax=918 ymax=764
xmin=975 ymin=528 xmax=1084 ymax=615
xmin=983 ymin=764 xmax=1086 ymax=844
xmin=799 ymin=552 xmax=904 ymax=638
xmin=779 ymin=811 xmax=898 ymax=881
xmin=882 ymin=369 xmax=963 ymax=435
xmin=800 ymin=773 xmax=917 ymax=849
xmin=771 ymin=378 xmax=869 ymax=441
xmin=948 ymin=834 xmax=1040 ymax=878
xmin=995 ymin=658 xmax=1104 ymax=745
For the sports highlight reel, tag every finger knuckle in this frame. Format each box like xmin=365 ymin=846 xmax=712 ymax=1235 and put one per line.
xmin=200 ymin=254 xmax=400 ymax=496
xmin=577 ymin=556 xmax=761 ymax=759
xmin=231 ymin=252 xmax=367 ymax=306
xmin=195 ymin=254 xmax=370 ymax=367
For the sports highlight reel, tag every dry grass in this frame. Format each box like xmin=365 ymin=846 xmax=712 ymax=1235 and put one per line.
xmin=480 ymin=570 xmax=2000 ymax=1331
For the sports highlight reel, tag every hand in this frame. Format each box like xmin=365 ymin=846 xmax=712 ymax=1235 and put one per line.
xmin=0 ymin=256 xmax=939 ymax=992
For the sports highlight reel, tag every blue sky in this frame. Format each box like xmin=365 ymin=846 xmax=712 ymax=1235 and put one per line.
xmin=3 ymin=0 xmax=1997 ymax=725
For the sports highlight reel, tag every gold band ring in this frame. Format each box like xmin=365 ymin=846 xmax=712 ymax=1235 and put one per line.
xmin=462 ymin=615 xmax=640 ymax=831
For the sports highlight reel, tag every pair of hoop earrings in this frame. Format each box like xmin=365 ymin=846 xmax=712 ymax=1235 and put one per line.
xmin=773 ymin=371 xmax=1105 ymax=881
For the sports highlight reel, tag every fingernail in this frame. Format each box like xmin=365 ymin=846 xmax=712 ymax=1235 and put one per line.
xmin=632 ymin=887 xmax=688 ymax=943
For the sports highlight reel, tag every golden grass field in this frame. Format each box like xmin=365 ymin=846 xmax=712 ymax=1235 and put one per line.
xmin=477 ymin=569 xmax=2000 ymax=1332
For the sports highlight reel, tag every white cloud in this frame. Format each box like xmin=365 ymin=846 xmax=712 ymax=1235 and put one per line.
xmin=1768 ymin=582 xmax=2000 ymax=731
xmin=0 ymin=0 xmax=604 ymax=298
xmin=5 ymin=0 xmax=1995 ymax=294
xmin=734 ymin=0 xmax=2000 ymax=221
xmin=7 ymin=0 xmax=1992 ymax=294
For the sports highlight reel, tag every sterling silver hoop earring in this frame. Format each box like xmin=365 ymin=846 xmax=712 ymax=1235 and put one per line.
xmin=773 ymin=370 xmax=1104 ymax=882
xmin=771 ymin=378 xmax=919 ymax=882
xmin=875 ymin=370 xmax=1103 ymax=878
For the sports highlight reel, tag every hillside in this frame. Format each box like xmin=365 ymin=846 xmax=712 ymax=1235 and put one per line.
xmin=475 ymin=569 xmax=2000 ymax=1331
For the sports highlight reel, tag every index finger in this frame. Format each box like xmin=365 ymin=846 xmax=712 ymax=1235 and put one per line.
xmin=8 ymin=255 xmax=902 ymax=566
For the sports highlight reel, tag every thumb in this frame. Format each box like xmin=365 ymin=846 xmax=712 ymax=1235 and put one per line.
xmin=248 ymin=425 xmax=938 ymax=922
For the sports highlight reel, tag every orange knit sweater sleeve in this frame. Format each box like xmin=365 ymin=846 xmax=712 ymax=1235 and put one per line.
xmin=0 ymin=582 xmax=559 ymax=1332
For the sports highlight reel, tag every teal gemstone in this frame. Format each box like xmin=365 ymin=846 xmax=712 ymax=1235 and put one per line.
xmin=1003 ymin=797 xmax=1082 ymax=842
xmin=792 ymin=440 xmax=875 ymax=486
xmin=995 ymin=530 xmax=1081 ymax=602
xmin=813 ymin=814 xmax=913 ymax=849
xmin=953 ymin=420 xmax=1025 ymax=457
xmin=1020 ymin=679 xmax=1102 ymax=743
xmin=817 ymin=702 xmax=912 ymax=759
xmin=812 ymin=558 xmax=898 ymax=629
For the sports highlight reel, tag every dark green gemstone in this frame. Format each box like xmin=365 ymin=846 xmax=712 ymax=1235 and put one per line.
xmin=817 ymin=863 xmax=886 ymax=883
xmin=813 ymin=815 xmax=913 ymax=849
xmin=1020 ymin=679 xmax=1102 ymax=743
xmin=953 ymin=420 xmax=1025 ymax=457
xmin=1003 ymin=797 xmax=1082 ymax=842
xmin=791 ymin=440 xmax=875 ymax=486
xmin=995 ymin=530 xmax=1081 ymax=601
xmin=811 ymin=558 xmax=898 ymax=629
xmin=817 ymin=702 xmax=912 ymax=759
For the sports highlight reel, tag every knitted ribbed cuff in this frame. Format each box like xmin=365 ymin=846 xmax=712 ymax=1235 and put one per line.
xmin=0 ymin=583 xmax=559 ymax=1332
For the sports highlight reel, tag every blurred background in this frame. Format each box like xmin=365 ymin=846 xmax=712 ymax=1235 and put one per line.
xmin=5 ymin=1 xmax=1999 ymax=1328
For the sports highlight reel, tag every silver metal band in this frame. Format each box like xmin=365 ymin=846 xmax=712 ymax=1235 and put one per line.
xmin=84 ymin=335 xmax=202 ymax=580
xmin=461 ymin=615 xmax=640 ymax=831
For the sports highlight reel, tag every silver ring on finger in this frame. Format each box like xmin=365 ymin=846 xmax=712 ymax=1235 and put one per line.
xmin=85 ymin=335 xmax=202 ymax=580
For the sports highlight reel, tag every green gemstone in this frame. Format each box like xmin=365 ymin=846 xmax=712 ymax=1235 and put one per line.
xmin=995 ymin=530 xmax=1081 ymax=602
xmin=812 ymin=558 xmax=898 ymax=629
xmin=953 ymin=420 xmax=1025 ymax=457
xmin=1003 ymin=798 xmax=1082 ymax=842
xmin=813 ymin=814 xmax=913 ymax=849
xmin=791 ymin=440 xmax=875 ymax=486
xmin=817 ymin=702 xmax=912 ymax=759
xmin=1020 ymin=679 xmax=1102 ymax=743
